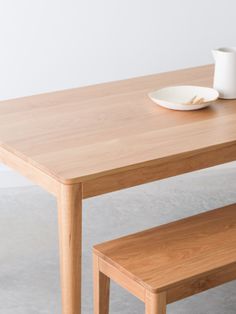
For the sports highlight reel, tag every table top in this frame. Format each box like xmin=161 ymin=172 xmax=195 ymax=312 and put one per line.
xmin=0 ymin=64 xmax=236 ymax=184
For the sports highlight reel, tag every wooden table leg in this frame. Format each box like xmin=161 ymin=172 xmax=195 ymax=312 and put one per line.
xmin=145 ymin=291 xmax=166 ymax=314
xmin=57 ymin=183 xmax=83 ymax=314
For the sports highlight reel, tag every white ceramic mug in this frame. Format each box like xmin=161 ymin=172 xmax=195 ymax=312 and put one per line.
xmin=212 ymin=47 xmax=236 ymax=99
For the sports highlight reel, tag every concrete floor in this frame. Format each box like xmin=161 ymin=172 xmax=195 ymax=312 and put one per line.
xmin=0 ymin=165 xmax=236 ymax=313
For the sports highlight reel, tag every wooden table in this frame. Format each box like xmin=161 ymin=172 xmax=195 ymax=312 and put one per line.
xmin=0 ymin=64 xmax=236 ymax=314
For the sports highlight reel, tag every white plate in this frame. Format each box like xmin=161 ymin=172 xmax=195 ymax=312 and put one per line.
xmin=148 ymin=85 xmax=219 ymax=111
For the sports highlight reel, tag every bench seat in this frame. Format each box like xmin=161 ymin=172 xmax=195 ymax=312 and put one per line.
xmin=93 ymin=204 xmax=236 ymax=313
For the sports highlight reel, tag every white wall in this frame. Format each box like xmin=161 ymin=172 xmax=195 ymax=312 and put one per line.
xmin=0 ymin=0 xmax=236 ymax=186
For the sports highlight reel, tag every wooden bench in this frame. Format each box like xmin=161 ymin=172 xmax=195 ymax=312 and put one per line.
xmin=93 ymin=204 xmax=236 ymax=313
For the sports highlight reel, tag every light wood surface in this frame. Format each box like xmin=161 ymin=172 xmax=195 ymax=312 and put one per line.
xmin=94 ymin=204 xmax=236 ymax=293
xmin=93 ymin=254 xmax=110 ymax=314
xmin=0 ymin=65 xmax=236 ymax=314
xmin=145 ymin=291 xmax=166 ymax=314
xmin=57 ymin=183 xmax=82 ymax=314
xmin=99 ymin=256 xmax=146 ymax=301
xmin=0 ymin=146 xmax=60 ymax=195
xmin=0 ymin=65 xmax=236 ymax=189
xmin=167 ymin=263 xmax=236 ymax=303
xmin=83 ymin=142 xmax=236 ymax=197
xmin=94 ymin=205 xmax=236 ymax=313
xmin=97 ymin=252 xmax=236 ymax=305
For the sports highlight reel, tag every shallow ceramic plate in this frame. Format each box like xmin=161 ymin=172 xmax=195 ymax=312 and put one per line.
xmin=149 ymin=85 xmax=219 ymax=111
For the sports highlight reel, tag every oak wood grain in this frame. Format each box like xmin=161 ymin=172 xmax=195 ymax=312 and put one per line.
xmin=83 ymin=142 xmax=236 ymax=197
xmin=0 ymin=65 xmax=236 ymax=187
xmin=0 ymin=146 xmax=59 ymax=195
xmin=58 ymin=183 xmax=82 ymax=314
xmin=98 ymin=256 xmax=146 ymax=302
xmin=96 ymin=253 xmax=236 ymax=305
xmin=145 ymin=291 xmax=166 ymax=314
xmin=93 ymin=255 xmax=110 ymax=314
xmin=1 ymin=64 xmax=236 ymax=314
xmin=94 ymin=204 xmax=236 ymax=293
xmin=167 ymin=263 xmax=236 ymax=303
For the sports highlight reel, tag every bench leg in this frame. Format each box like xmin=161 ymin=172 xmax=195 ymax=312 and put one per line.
xmin=145 ymin=291 xmax=166 ymax=314
xmin=93 ymin=254 xmax=110 ymax=314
